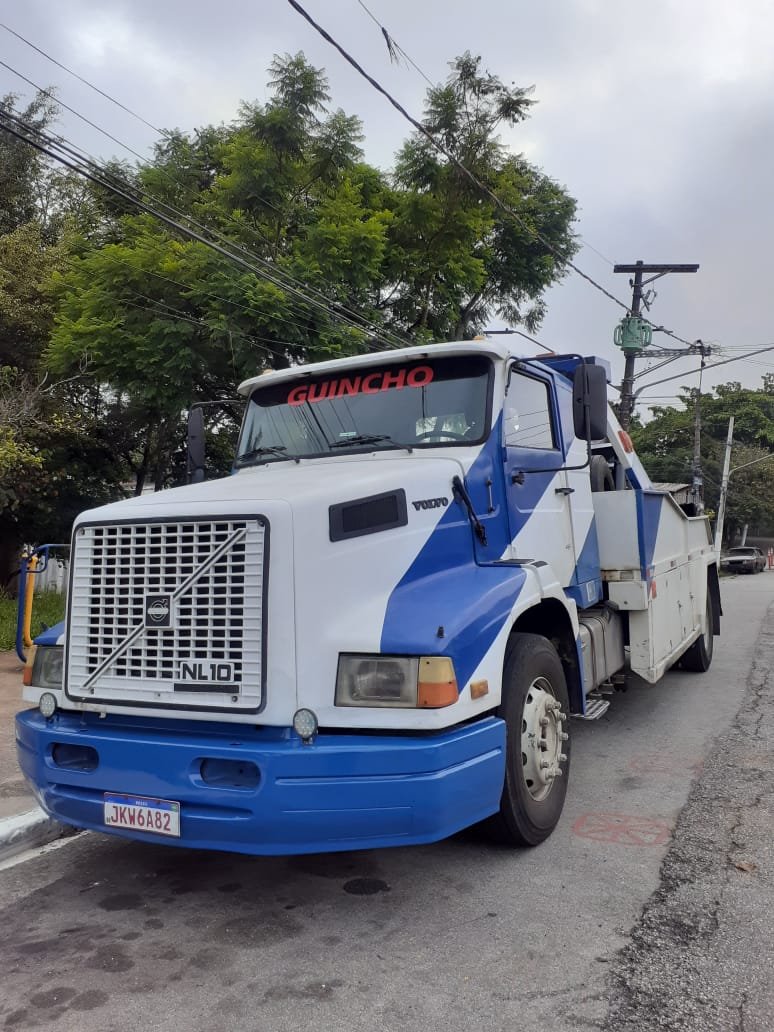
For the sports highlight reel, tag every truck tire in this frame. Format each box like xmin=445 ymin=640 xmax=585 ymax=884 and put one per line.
xmin=590 ymin=455 xmax=615 ymax=492
xmin=679 ymin=590 xmax=715 ymax=672
xmin=487 ymin=633 xmax=571 ymax=847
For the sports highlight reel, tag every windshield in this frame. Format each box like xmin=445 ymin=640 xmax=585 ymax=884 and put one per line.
xmin=236 ymin=355 xmax=492 ymax=465
xmin=728 ymin=548 xmax=756 ymax=555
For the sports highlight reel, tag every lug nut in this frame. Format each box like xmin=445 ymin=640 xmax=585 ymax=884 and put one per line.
xmin=560 ymin=732 xmax=569 ymax=742
xmin=539 ymin=716 xmax=550 ymax=728
xmin=539 ymin=759 xmax=551 ymax=769
xmin=559 ymin=753 xmax=567 ymax=762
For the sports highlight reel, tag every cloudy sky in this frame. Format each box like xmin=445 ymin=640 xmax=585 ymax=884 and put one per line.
xmin=2 ymin=0 xmax=773 ymax=415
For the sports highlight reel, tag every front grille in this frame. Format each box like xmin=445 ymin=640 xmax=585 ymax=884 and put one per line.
xmin=66 ymin=517 xmax=266 ymax=710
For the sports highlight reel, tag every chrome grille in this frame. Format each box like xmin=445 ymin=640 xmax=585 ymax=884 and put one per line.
xmin=67 ymin=518 xmax=266 ymax=710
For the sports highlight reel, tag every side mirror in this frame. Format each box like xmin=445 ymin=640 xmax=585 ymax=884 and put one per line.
xmin=186 ymin=406 xmax=206 ymax=484
xmin=573 ymin=364 xmax=608 ymax=441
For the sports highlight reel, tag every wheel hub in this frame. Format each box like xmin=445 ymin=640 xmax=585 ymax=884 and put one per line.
xmin=520 ymin=676 xmax=568 ymax=801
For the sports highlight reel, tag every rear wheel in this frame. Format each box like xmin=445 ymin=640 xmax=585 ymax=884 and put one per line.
xmin=487 ymin=633 xmax=571 ymax=847
xmin=679 ymin=588 xmax=715 ymax=672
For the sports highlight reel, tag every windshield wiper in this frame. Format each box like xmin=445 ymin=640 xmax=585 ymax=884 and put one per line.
xmin=329 ymin=433 xmax=412 ymax=453
xmin=236 ymin=445 xmax=297 ymax=466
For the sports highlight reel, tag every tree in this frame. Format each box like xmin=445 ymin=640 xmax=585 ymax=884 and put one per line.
xmin=45 ymin=51 xmax=578 ymax=492
xmin=0 ymin=94 xmax=129 ymax=587
xmin=386 ymin=53 xmax=578 ymax=337
xmin=632 ymin=380 xmax=774 ymax=543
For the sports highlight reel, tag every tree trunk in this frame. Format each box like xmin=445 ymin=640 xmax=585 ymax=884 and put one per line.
xmin=0 ymin=533 xmax=23 ymax=596
xmin=134 ymin=429 xmax=152 ymax=496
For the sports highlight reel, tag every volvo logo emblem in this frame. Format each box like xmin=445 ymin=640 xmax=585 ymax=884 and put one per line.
xmin=145 ymin=594 xmax=172 ymax=628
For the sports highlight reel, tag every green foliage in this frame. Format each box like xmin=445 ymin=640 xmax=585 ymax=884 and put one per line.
xmin=0 ymin=95 xmax=132 ymax=583
xmin=0 ymin=590 xmax=66 ymax=653
xmin=388 ymin=53 xmax=577 ymax=337
xmin=3 ymin=53 xmax=578 ymax=545
xmin=632 ymin=380 xmax=774 ymax=541
xmin=44 ymin=51 xmax=577 ymax=490
xmin=0 ymin=92 xmax=59 ymax=236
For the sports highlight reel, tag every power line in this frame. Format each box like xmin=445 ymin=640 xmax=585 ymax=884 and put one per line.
xmin=0 ymin=107 xmax=415 ymax=354
xmin=632 ymin=343 xmax=774 ymax=405
xmin=0 ymin=21 xmax=169 ymax=139
xmin=118 ymin=296 xmax=272 ymax=353
xmin=356 ymin=0 xmax=435 ymax=86
xmin=97 ymin=250 xmax=349 ymax=346
xmin=124 ymin=288 xmax=291 ymax=353
xmin=0 ymin=59 xmax=153 ymax=167
xmin=0 ymin=49 xmax=417 ymax=351
xmin=287 ymin=0 xmax=699 ymax=350
xmin=355 ymin=2 xmax=617 ymax=273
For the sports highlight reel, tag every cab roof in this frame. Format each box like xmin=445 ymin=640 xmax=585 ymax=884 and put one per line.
xmin=237 ymin=340 xmax=519 ymax=396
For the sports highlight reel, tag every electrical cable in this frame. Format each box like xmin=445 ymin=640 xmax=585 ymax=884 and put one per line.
xmin=632 ymin=343 xmax=774 ymax=402
xmin=96 ymin=248 xmax=370 ymax=346
xmin=0 ymin=59 xmax=154 ymax=168
xmin=287 ymin=0 xmax=698 ymax=349
xmin=0 ymin=21 xmax=169 ymax=139
xmin=0 ymin=108 xmax=414 ymax=354
xmin=4 ymin=16 xmax=696 ymax=351
xmin=122 ymin=288 xmax=288 ymax=351
xmin=0 ymin=48 xmax=418 ymax=350
xmin=355 ymin=1 xmax=616 ymax=273
xmin=356 ymin=0 xmax=435 ymax=86
xmin=0 ymin=63 xmax=413 ymax=350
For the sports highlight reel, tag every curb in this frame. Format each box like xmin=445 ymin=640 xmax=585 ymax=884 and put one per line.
xmin=0 ymin=807 xmax=69 ymax=862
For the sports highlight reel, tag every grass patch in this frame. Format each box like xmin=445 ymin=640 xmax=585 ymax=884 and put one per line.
xmin=0 ymin=591 xmax=66 ymax=653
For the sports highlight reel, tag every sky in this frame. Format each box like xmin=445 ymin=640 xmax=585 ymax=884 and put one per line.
xmin=2 ymin=0 xmax=773 ymax=418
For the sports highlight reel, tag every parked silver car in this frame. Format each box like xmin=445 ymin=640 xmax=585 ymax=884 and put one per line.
xmin=720 ymin=546 xmax=766 ymax=574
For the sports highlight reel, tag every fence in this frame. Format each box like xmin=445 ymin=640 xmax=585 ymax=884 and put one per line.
xmin=35 ymin=556 xmax=69 ymax=594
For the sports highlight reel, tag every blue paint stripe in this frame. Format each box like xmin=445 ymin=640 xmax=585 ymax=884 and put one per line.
xmin=567 ymin=520 xmax=602 ymax=609
xmin=636 ymin=492 xmax=663 ymax=581
xmin=381 ymin=415 xmax=528 ymax=687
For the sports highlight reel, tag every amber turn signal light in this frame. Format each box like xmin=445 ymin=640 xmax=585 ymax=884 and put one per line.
xmin=417 ymin=656 xmax=458 ymax=708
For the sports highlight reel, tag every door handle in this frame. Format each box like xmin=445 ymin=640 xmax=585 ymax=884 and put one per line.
xmin=555 ymin=486 xmax=575 ymax=496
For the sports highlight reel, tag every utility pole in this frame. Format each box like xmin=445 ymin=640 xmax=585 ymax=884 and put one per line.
xmin=690 ymin=346 xmax=709 ymax=514
xmin=691 ymin=386 xmax=703 ymax=513
xmin=614 ymin=261 xmax=700 ymax=430
xmin=713 ymin=417 xmax=734 ymax=558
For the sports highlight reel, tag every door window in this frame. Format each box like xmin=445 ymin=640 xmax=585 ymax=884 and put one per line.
xmin=504 ymin=373 xmax=556 ymax=450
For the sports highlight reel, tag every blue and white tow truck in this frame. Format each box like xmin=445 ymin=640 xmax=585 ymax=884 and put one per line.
xmin=17 ymin=341 xmax=720 ymax=854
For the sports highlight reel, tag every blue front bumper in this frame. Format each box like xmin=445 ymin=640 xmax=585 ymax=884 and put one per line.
xmin=16 ymin=710 xmax=505 ymax=855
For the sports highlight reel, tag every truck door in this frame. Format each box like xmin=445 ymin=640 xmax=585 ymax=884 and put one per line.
xmin=502 ymin=367 xmax=577 ymax=585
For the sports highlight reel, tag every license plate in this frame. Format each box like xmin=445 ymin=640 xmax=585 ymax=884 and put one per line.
xmin=103 ymin=793 xmax=180 ymax=837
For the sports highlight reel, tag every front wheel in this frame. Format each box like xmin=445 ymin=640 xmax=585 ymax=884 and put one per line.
xmin=487 ymin=633 xmax=571 ymax=847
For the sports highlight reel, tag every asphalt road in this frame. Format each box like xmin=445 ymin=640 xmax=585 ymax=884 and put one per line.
xmin=1 ymin=575 xmax=772 ymax=1032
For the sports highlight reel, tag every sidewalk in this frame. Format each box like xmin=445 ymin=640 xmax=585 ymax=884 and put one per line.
xmin=0 ymin=650 xmax=67 ymax=858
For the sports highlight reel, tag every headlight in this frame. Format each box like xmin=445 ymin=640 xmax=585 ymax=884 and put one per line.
xmin=336 ymin=656 xmax=419 ymax=707
xmin=335 ymin=655 xmax=458 ymax=708
xmin=31 ymin=646 xmax=64 ymax=689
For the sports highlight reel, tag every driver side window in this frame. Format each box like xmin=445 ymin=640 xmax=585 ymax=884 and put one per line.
xmin=504 ymin=373 xmax=556 ymax=450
